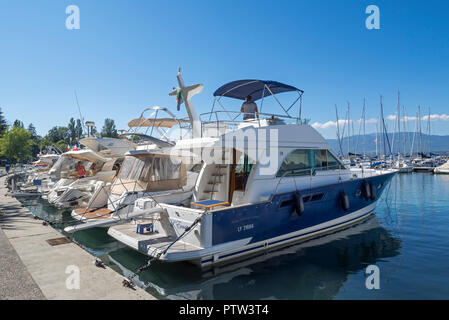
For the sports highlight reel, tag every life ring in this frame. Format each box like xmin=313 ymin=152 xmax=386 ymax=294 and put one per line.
xmin=294 ymin=191 xmax=304 ymax=216
xmin=340 ymin=190 xmax=350 ymax=211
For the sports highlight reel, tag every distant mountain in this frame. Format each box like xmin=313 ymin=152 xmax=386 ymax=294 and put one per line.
xmin=325 ymin=132 xmax=449 ymax=155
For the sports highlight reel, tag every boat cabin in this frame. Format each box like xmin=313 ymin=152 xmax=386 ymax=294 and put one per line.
xmin=171 ymin=79 xmax=349 ymax=208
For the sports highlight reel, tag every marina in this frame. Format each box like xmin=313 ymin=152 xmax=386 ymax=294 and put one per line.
xmin=1 ymin=1 xmax=449 ymax=304
xmin=4 ymin=172 xmax=449 ymax=299
xmin=2 ymin=71 xmax=449 ymax=300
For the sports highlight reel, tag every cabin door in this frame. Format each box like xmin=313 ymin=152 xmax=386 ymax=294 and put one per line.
xmin=229 ymin=150 xmax=252 ymax=203
xmin=229 ymin=148 xmax=237 ymax=203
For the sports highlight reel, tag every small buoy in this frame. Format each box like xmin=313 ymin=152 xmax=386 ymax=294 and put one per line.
xmin=340 ymin=191 xmax=350 ymax=211
xmin=362 ymin=180 xmax=371 ymax=200
xmin=294 ymin=191 xmax=304 ymax=216
xmin=369 ymin=183 xmax=376 ymax=200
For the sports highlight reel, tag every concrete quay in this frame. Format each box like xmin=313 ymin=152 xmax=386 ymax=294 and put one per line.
xmin=0 ymin=175 xmax=156 ymax=300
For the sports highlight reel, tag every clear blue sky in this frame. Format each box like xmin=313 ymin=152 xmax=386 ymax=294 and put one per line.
xmin=0 ymin=0 xmax=448 ymax=139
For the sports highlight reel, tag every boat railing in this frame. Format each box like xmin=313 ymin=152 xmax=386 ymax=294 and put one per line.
xmin=273 ymin=163 xmax=391 ymax=195
xmin=199 ymin=110 xmax=309 ymax=137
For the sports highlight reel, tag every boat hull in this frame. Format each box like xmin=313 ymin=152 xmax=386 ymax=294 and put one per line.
xmin=109 ymin=171 xmax=396 ymax=267
xmin=398 ymin=167 xmax=413 ymax=173
xmin=199 ymin=171 xmax=395 ymax=267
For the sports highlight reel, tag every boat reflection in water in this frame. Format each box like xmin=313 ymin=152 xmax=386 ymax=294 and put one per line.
xmin=104 ymin=214 xmax=401 ymax=300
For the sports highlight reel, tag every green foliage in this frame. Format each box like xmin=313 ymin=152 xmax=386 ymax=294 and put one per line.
xmin=13 ymin=119 xmax=24 ymax=128
xmin=55 ymin=140 xmax=70 ymax=153
xmin=75 ymin=119 xmax=83 ymax=139
xmin=0 ymin=126 xmax=32 ymax=162
xmin=101 ymin=118 xmax=118 ymax=138
xmin=27 ymin=124 xmax=42 ymax=158
xmin=68 ymin=118 xmax=77 ymax=145
xmin=0 ymin=116 xmax=119 ymax=162
xmin=67 ymin=118 xmax=84 ymax=144
xmin=45 ymin=126 xmax=70 ymax=144
xmin=27 ymin=123 xmax=37 ymax=139
xmin=0 ymin=107 xmax=7 ymax=135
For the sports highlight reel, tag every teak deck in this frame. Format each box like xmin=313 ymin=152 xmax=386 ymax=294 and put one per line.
xmin=74 ymin=207 xmax=112 ymax=219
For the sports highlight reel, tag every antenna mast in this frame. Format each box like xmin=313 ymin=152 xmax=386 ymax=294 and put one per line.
xmin=74 ymin=90 xmax=87 ymax=135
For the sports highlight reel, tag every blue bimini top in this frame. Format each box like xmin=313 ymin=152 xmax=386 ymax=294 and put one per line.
xmin=213 ymin=80 xmax=303 ymax=101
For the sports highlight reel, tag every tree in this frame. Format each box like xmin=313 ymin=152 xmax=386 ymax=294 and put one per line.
xmin=101 ymin=118 xmax=118 ymax=138
xmin=55 ymin=140 xmax=70 ymax=153
xmin=27 ymin=123 xmax=37 ymax=139
xmin=0 ymin=107 xmax=7 ymax=136
xmin=75 ymin=119 xmax=83 ymax=139
xmin=45 ymin=126 xmax=70 ymax=144
xmin=27 ymin=123 xmax=41 ymax=158
xmin=0 ymin=126 xmax=32 ymax=162
xmin=13 ymin=119 xmax=24 ymax=128
xmin=68 ymin=118 xmax=77 ymax=145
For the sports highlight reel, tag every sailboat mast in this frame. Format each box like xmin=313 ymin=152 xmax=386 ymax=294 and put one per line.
xmin=355 ymin=99 xmax=365 ymax=157
xmin=335 ymin=104 xmax=343 ymax=157
xmin=363 ymin=98 xmax=366 ymax=158
xmin=379 ymin=95 xmax=391 ymax=157
xmin=380 ymin=95 xmax=385 ymax=157
xmin=417 ymin=106 xmax=422 ymax=156
xmin=347 ymin=101 xmax=350 ymax=158
xmin=402 ymin=105 xmax=409 ymax=157
xmin=397 ymin=91 xmax=401 ymax=160
xmin=410 ymin=109 xmax=418 ymax=157
xmin=376 ymin=123 xmax=379 ymax=157
xmin=427 ymin=108 xmax=431 ymax=156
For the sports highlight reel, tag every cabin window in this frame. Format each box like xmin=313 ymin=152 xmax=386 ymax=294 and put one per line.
xmin=117 ymin=156 xmax=144 ymax=180
xmin=149 ymin=157 xmax=181 ymax=181
xmin=276 ymin=149 xmax=344 ymax=177
xmin=313 ymin=150 xmax=328 ymax=170
xmin=326 ymin=150 xmax=343 ymax=170
xmin=139 ymin=158 xmax=153 ymax=182
xmin=51 ymin=156 xmax=80 ymax=172
xmin=276 ymin=149 xmax=313 ymax=177
xmin=129 ymin=158 xmax=145 ymax=180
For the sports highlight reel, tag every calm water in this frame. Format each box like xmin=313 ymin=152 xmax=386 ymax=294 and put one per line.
xmin=20 ymin=173 xmax=449 ymax=299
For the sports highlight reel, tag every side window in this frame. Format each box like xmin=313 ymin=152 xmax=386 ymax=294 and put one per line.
xmin=139 ymin=158 xmax=153 ymax=182
xmin=313 ymin=150 xmax=327 ymax=170
xmin=276 ymin=149 xmax=312 ymax=177
xmin=326 ymin=150 xmax=342 ymax=170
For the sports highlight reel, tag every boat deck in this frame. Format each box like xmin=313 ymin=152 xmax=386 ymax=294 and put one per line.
xmin=413 ymin=167 xmax=435 ymax=172
xmin=109 ymin=223 xmax=202 ymax=256
xmin=73 ymin=207 xmax=112 ymax=219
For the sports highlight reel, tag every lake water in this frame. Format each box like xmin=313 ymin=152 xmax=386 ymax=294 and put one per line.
xmin=19 ymin=173 xmax=449 ymax=299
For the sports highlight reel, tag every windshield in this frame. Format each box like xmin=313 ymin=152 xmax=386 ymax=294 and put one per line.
xmin=117 ymin=155 xmax=181 ymax=182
